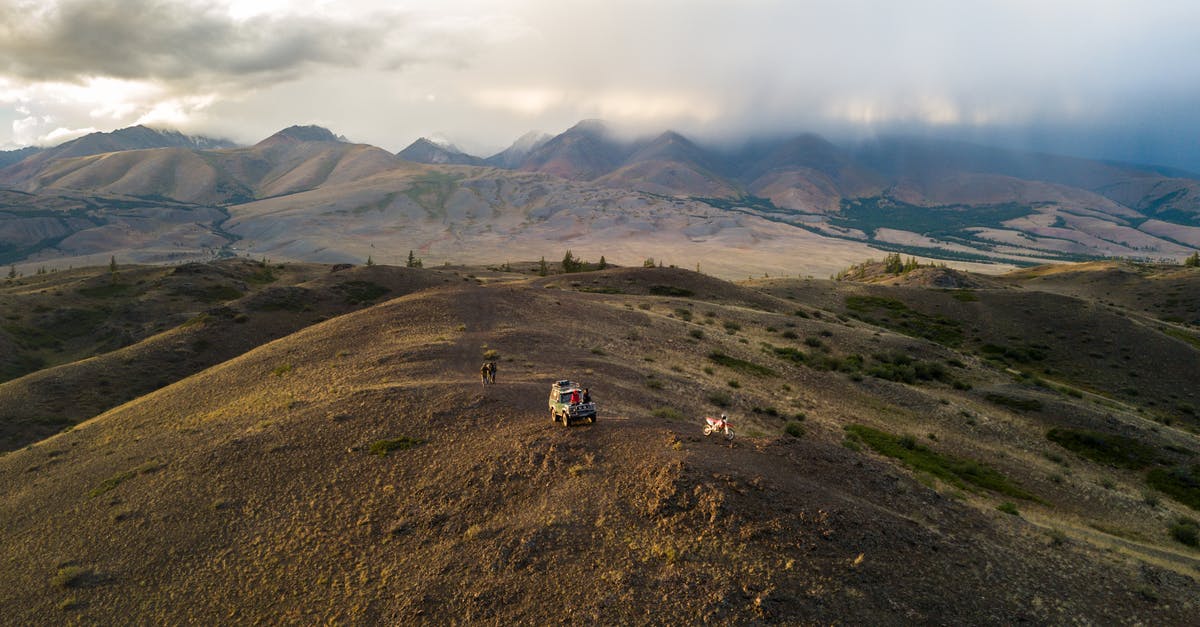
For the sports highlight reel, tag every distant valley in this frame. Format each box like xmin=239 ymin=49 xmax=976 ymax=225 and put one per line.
xmin=2 ymin=121 xmax=1198 ymax=279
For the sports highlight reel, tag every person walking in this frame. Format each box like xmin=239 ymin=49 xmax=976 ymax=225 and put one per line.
xmin=480 ymin=363 xmax=490 ymax=385
xmin=488 ymin=361 xmax=497 ymax=384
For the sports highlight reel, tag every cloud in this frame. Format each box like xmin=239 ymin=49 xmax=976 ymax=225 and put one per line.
xmin=0 ymin=0 xmax=447 ymax=89
xmin=0 ymin=0 xmax=1198 ymax=170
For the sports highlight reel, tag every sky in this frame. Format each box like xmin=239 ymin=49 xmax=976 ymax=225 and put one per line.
xmin=1 ymin=0 xmax=1199 ymax=171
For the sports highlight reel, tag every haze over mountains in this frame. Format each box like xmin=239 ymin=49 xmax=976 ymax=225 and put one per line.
xmin=1 ymin=120 xmax=1198 ymax=278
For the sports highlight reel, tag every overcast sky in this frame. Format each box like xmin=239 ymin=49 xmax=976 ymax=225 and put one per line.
xmin=2 ymin=0 xmax=1199 ymax=170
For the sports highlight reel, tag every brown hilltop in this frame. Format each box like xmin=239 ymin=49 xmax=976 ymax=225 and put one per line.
xmin=2 ymin=263 xmax=1199 ymax=623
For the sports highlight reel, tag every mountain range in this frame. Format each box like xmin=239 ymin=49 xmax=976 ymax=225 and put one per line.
xmin=1 ymin=121 xmax=1198 ymax=278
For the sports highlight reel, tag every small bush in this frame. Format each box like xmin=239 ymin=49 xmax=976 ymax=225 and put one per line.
xmin=1146 ymin=464 xmax=1200 ymax=511
xmin=87 ymin=456 xmax=158 ymax=494
xmin=1169 ymin=517 xmax=1199 ymax=547
xmin=1046 ymin=428 xmax=1159 ymax=469
xmin=651 ymin=407 xmax=684 ymax=421
xmin=689 ymin=329 xmax=704 ymax=340
xmin=997 ymin=502 xmax=1020 ymax=516
xmin=590 ymin=347 xmax=606 ymax=355
xmin=784 ymin=421 xmax=804 ymax=438
xmin=674 ymin=308 xmax=693 ymax=321
xmin=272 ymin=364 xmax=293 ymax=377
xmin=709 ymin=352 xmax=778 ymax=377
xmin=645 ymin=378 xmax=664 ymax=390
xmin=369 ymin=436 xmax=424 ymax=456
xmin=708 ymin=391 xmax=732 ymax=408
xmin=727 ymin=380 xmax=741 ymax=388
xmin=985 ymin=393 xmax=1043 ymax=412
xmin=845 ymin=424 xmax=1034 ymax=499
xmin=51 ymin=566 xmax=93 ymax=588
xmin=723 ymin=320 xmax=741 ymax=334
xmin=649 ymin=285 xmax=693 ymax=297
xmin=781 ymin=330 xmax=798 ymax=339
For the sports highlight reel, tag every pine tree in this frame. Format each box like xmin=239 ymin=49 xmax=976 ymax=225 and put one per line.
xmin=538 ymin=256 xmax=548 ymax=276
xmin=598 ymin=256 xmax=607 ymax=270
xmin=561 ymin=250 xmax=580 ymax=273
xmin=884 ymin=253 xmax=904 ymax=274
xmin=366 ymin=255 xmax=375 ymax=266
xmin=643 ymin=257 xmax=656 ymax=268
xmin=406 ymin=250 xmax=422 ymax=268
xmin=1186 ymin=252 xmax=1200 ymax=267
xmin=108 ymin=255 xmax=119 ymax=283
xmin=6 ymin=264 xmax=15 ymax=280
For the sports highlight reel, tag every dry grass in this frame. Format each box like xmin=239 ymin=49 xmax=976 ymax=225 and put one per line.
xmin=1 ymin=261 xmax=1199 ymax=624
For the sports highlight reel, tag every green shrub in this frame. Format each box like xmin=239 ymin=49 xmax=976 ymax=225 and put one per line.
xmin=78 ymin=283 xmax=135 ymax=298
xmin=1169 ymin=517 xmax=1198 ymax=547
xmin=845 ymin=424 xmax=1034 ymax=499
xmin=651 ymin=407 xmax=684 ymax=421
xmin=272 ymin=364 xmax=293 ymax=377
xmin=369 ymin=437 xmax=423 ymax=456
xmin=51 ymin=566 xmax=93 ymax=588
xmin=645 ymin=378 xmax=664 ymax=390
xmin=689 ymin=329 xmax=704 ymax=340
xmin=673 ymin=308 xmax=693 ymax=321
xmin=867 ymin=352 xmax=950 ymax=384
xmin=985 ymin=393 xmax=1043 ymax=412
xmin=708 ymin=352 xmax=777 ymax=377
xmin=708 ymin=391 xmax=732 ymax=408
xmin=997 ymin=502 xmax=1020 ymax=516
xmin=1146 ymin=465 xmax=1200 ymax=511
xmin=337 ymin=280 xmax=390 ymax=305
xmin=722 ymin=320 xmax=741 ymax=334
xmin=784 ymin=421 xmax=804 ymax=438
xmin=727 ymin=379 xmax=740 ymax=388
xmin=1046 ymin=428 xmax=1159 ymax=469
xmin=649 ymin=285 xmax=693 ymax=297
xmin=770 ymin=345 xmax=807 ymax=364
xmin=844 ymin=296 xmax=963 ymax=346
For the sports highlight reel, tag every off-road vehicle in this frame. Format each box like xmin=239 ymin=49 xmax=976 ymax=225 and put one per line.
xmin=549 ymin=380 xmax=597 ymax=426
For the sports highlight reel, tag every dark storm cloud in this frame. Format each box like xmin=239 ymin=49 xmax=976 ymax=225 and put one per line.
xmin=0 ymin=0 xmax=414 ymax=87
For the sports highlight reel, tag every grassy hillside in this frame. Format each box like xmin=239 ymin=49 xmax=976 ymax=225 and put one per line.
xmin=0 ymin=259 xmax=456 ymax=450
xmin=1 ymin=263 xmax=1198 ymax=623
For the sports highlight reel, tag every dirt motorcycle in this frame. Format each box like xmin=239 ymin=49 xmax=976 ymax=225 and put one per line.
xmin=703 ymin=415 xmax=734 ymax=441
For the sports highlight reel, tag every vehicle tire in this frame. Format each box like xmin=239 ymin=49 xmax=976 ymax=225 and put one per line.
xmin=588 ymin=415 xmax=595 ymax=424
xmin=562 ymin=413 xmax=571 ymax=428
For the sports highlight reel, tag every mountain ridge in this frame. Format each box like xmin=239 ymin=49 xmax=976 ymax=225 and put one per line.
xmin=1 ymin=121 xmax=1198 ymax=277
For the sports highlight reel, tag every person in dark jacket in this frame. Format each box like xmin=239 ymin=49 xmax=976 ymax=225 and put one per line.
xmin=582 ymin=388 xmax=591 ymax=403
